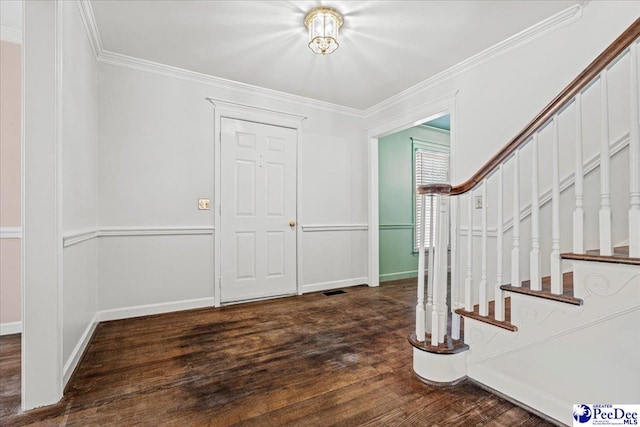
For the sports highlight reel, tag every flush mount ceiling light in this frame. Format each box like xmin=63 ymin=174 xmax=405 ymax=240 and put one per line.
xmin=304 ymin=7 xmax=343 ymax=55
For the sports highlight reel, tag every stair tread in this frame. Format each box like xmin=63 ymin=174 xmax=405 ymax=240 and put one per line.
xmin=408 ymin=332 xmax=469 ymax=354
xmin=563 ymin=245 xmax=640 ymax=266
xmin=500 ymin=271 xmax=582 ymax=306
xmin=454 ymin=298 xmax=517 ymax=332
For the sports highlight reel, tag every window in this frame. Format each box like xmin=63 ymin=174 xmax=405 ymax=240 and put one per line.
xmin=414 ymin=141 xmax=449 ymax=250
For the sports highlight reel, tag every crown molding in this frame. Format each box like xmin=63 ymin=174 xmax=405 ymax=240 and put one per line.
xmin=75 ymin=0 xmax=362 ymax=117
xmin=363 ymin=4 xmax=583 ymax=117
xmin=0 ymin=26 xmax=21 ymax=44
xmin=96 ymin=49 xmax=364 ymax=118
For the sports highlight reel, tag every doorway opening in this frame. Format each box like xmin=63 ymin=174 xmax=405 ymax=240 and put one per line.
xmin=377 ymin=115 xmax=451 ymax=284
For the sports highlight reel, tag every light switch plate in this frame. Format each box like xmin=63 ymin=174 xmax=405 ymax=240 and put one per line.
xmin=198 ymin=198 xmax=211 ymax=210
xmin=475 ymin=196 xmax=483 ymax=209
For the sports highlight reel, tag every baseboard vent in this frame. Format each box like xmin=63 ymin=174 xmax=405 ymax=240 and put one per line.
xmin=323 ymin=290 xmax=346 ymax=296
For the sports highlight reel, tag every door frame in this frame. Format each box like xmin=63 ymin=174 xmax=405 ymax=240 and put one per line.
xmin=207 ymin=98 xmax=306 ymax=307
xmin=366 ymin=91 xmax=458 ymax=288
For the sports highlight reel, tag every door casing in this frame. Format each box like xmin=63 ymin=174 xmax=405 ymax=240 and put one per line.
xmin=208 ymin=99 xmax=305 ymax=307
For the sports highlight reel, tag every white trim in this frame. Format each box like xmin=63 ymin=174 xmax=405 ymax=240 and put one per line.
xmin=62 ymin=314 xmax=98 ymax=386
xmin=212 ymin=105 xmax=222 ymax=308
xmin=367 ymin=91 xmax=459 ymax=139
xmin=0 ymin=227 xmax=23 ymax=239
xmin=379 ymin=270 xmax=418 ymax=281
xmin=55 ymin=0 xmax=65 ymax=399
xmin=205 ymin=98 xmax=306 ymax=121
xmin=301 ymin=277 xmax=368 ymax=294
xmin=363 ymin=5 xmax=582 ymax=116
xmin=62 ymin=229 xmax=99 ymax=247
xmin=301 ymin=224 xmax=368 ymax=232
xmin=97 ymin=297 xmax=215 ymax=322
xmin=99 ymin=226 xmax=214 ymax=237
xmin=75 ymin=0 xmax=102 ymax=59
xmin=19 ymin=0 xmax=26 ymax=410
xmin=62 ymin=227 xmax=215 ymax=247
xmin=210 ymin=101 xmax=304 ymax=307
xmin=367 ymin=92 xmax=458 ymax=292
xmin=459 ymin=226 xmax=498 ymax=238
xmin=97 ymin=49 xmax=363 ymax=118
xmin=0 ymin=26 xmax=22 ymax=44
xmin=0 ymin=321 xmax=22 ymax=336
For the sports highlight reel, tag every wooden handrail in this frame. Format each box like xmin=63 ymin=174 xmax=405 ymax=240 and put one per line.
xmin=442 ymin=17 xmax=640 ymax=196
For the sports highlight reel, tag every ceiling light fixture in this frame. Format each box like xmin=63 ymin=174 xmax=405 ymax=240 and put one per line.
xmin=304 ymin=7 xmax=343 ymax=55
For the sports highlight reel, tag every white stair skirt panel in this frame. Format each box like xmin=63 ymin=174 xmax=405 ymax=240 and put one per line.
xmin=464 ymin=260 xmax=640 ymax=426
xmin=413 ymin=348 xmax=467 ymax=385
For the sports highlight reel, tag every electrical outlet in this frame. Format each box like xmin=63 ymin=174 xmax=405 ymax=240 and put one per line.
xmin=198 ymin=198 xmax=211 ymax=210
xmin=475 ymin=196 xmax=483 ymax=209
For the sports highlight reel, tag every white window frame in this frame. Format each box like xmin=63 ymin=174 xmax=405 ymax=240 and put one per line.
xmin=413 ymin=139 xmax=449 ymax=251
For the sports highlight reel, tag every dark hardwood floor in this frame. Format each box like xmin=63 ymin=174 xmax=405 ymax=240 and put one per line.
xmin=0 ymin=282 xmax=552 ymax=426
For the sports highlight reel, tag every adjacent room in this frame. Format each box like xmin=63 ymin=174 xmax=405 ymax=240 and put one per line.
xmin=1 ymin=1 xmax=639 ymax=425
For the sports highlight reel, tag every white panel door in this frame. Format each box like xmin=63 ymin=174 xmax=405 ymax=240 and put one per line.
xmin=220 ymin=118 xmax=297 ymax=303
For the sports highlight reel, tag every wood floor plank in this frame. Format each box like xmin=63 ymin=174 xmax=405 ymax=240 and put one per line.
xmin=0 ymin=282 xmax=553 ymax=426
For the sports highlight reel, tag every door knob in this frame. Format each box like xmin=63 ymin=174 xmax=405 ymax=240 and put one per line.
xmin=289 ymin=220 xmax=297 ymax=227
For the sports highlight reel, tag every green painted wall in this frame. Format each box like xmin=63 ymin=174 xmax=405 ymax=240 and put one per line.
xmin=378 ymin=125 xmax=449 ymax=282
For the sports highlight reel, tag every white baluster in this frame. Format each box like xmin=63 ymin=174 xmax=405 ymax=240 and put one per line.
xmin=530 ymin=133 xmax=542 ymax=291
xmin=495 ymin=165 xmax=505 ymax=321
xmin=630 ymin=42 xmax=640 ymax=257
xmin=437 ymin=196 xmax=449 ymax=343
xmin=430 ymin=195 xmax=441 ymax=346
xmin=551 ymin=116 xmax=563 ymax=294
xmin=479 ymin=180 xmax=488 ymax=316
xmin=465 ymin=192 xmax=473 ymax=310
xmin=574 ymin=93 xmax=585 ymax=254
xmin=426 ymin=195 xmax=435 ymax=332
xmin=416 ymin=193 xmax=427 ymax=341
xmin=451 ymin=197 xmax=461 ymax=340
xmin=599 ymin=70 xmax=613 ymax=256
xmin=511 ymin=150 xmax=521 ymax=288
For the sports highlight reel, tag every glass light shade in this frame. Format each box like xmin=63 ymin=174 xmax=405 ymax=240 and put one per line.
xmin=304 ymin=7 xmax=343 ymax=55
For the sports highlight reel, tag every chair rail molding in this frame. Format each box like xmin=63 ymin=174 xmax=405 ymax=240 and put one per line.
xmin=62 ymin=226 xmax=215 ymax=248
xmin=0 ymin=26 xmax=22 ymax=44
xmin=0 ymin=227 xmax=23 ymax=239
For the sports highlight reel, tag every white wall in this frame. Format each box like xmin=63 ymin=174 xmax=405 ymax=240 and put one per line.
xmin=23 ymin=0 xmax=61 ymax=409
xmin=366 ymin=1 xmax=639 ymax=185
xmin=97 ymin=62 xmax=367 ymax=312
xmin=61 ymin=0 xmax=100 ymax=376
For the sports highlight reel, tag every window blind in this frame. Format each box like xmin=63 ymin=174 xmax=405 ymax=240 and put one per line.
xmin=415 ymin=147 xmax=449 ymax=250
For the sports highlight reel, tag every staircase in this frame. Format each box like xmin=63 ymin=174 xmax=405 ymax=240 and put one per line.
xmin=409 ymin=19 xmax=640 ymax=425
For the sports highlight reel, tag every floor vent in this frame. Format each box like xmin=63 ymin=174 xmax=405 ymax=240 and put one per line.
xmin=323 ymin=290 xmax=346 ymax=296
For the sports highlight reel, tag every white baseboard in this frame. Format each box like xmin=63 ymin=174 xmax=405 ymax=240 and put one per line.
xmin=301 ymin=277 xmax=368 ymax=294
xmin=97 ymin=297 xmax=215 ymax=322
xmin=63 ymin=314 xmax=99 ymax=386
xmin=0 ymin=321 xmax=22 ymax=336
xmin=380 ymin=270 xmax=418 ymax=282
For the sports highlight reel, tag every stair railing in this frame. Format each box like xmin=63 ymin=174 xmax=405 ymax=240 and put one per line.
xmin=415 ymin=18 xmax=640 ymax=348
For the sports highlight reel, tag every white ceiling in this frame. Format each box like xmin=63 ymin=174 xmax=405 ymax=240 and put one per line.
xmin=90 ymin=1 xmax=580 ymax=110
